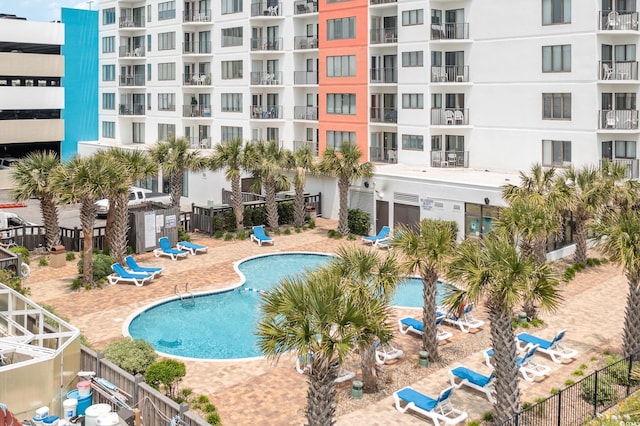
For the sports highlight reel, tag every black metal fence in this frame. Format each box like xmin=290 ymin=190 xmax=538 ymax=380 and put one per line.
xmin=499 ymin=354 xmax=640 ymax=425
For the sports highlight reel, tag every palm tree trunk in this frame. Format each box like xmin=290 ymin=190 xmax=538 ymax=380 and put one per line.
xmin=231 ymin=176 xmax=244 ymax=232
xmin=307 ymin=357 xmax=337 ymax=426
xmin=338 ymin=178 xmax=349 ymax=235
xmin=421 ymin=268 xmax=440 ymax=362
xmin=360 ymin=343 xmax=378 ymax=393
xmin=265 ymin=180 xmax=279 ymax=230
xmin=294 ymin=184 xmax=305 ymax=228
xmin=104 ymin=201 xmax=115 ymax=251
xmin=170 ymin=172 xmax=182 ymax=207
xmin=488 ymin=303 xmax=521 ymax=423
xmin=40 ymin=196 xmax=60 ymax=249
xmin=80 ymin=199 xmax=96 ymax=287
xmin=574 ymin=217 xmax=588 ymax=264
xmin=623 ymin=276 xmax=640 ymax=357
xmin=110 ymin=194 xmax=129 ymax=264
xmin=533 ymin=236 xmax=548 ymax=266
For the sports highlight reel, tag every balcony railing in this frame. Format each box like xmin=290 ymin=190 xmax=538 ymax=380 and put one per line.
xmin=119 ymin=73 xmax=145 ymax=86
xmin=189 ymin=137 xmax=211 ymax=149
xmin=294 ymin=35 xmax=319 ymax=50
xmin=119 ymin=17 xmax=145 ymax=28
xmin=431 ymin=22 xmax=470 ymax=40
xmin=370 ymin=27 xmax=398 ymax=44
xmin=183 ymin=73 xmax=211 ymax=86
xmin=599 ymin=61 xmax=639 ymax=80
xmin=183 ymin=105 xmax=211 ymax=117
xmin=294 ymin=106 xmax=318 ymax=120
xmin=431 ymin=108 xmax=469 ymax=126
xmin=600 ymin=158 xmax=640 ymax=179
xmin=293 ymin=140 xmax=319 ymax=156
xmin=294 ymin=1 xmax=318 ymax=14
xmin=250 ymin=71 xmax=283 ymax=85
xmin=370 ymin=107 xmax=397 ymax=123
xmin=371 ymin=0 xmax=397 ymax=4
xmin=251 ymin=38 xmax=283 ymax=51
xmin=251 ymin=105 xmax=283 ymax=119
xmin=431 ymin=65 xmax=469 ymax=83
xmin=251 ymin=1 xmax=282 ymax=17
xmin=370 ymin=146 xmax=398 ymax=164
xmin=431 ymin=151 xmax=469 ymax=168
xmin=599 ymin=10 xmax=639 ymax=31
xmin=183 ymin=9 xmax=211 ymax=22
xmin=370 ymin=67 xmax=397 ymax=83
xmin=119 ymin=103 xmax=145 ymax=116
xmin=118 ymin=46 xmax=145 ymax=58
xmin=294 ymin=71 xmax=318 ymax=85
xmin=183 ymin=42 xmax=212 ymax=54
xmin=599 ymin=109 xmax=639 ymax=129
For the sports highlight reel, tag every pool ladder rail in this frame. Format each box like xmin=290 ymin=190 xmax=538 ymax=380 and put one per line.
xmin=175 ymin=283 xmax=195 ymax=306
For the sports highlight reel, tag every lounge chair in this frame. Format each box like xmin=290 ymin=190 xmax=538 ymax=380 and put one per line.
xmin=153 ymin=237 xmax=188 ymax=261
xmin=250 ymin=225 xmax=274 ymax=246
xmin=515 ymin=329 xmax=578 ymax=364
xmin=362 ymin=226 xmax=391 ymax=245
xmin=437 ymin=303 xmax=485 ymax=333
xmin=176 ymin=240 xmax=208 ymax=255
xmin=376 ymin=230 xmax=402 ymax=250
xmin=124 ymin=255 xmax=163 ymax=278
xmin=107 ymin=263 xmax=153 ymax=287
xmin=398 ymin=314 xmax=453 ymax=342
xmin=295 ymin=355 xmax=355 ymax=383
xmin=393 ymin=386 xmax=468 ymax=426
xmin=449 ymin=365 xmax=496 ymax=403
xmin=375 ymin=341 xmax=404 ymax=365
xmin=483 ymin=344 xmax=552 ymax=382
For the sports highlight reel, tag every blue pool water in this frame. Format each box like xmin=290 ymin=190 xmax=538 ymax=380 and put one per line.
xmin=127 ymin=253 xmax=449 ymax=360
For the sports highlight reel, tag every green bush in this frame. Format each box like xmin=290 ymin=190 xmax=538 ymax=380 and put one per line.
xmin=178 ymin=226 xmax=190 ymax=242
xmin=307 ymin=219 xmax=315 ymax=229
xmin=213 ymin=230 xmax=224 ymax=239
xmin=581 ymin=376 xmax=618 ymax=406
xmin=243 ymin=207 xmax=254 ymax=228
xmin=236 ymin=231 xmax=247 ymax=240
xmin=284 ymin=228 xmax=292 ymax=235
xmin=0 ymin=269 xmax=28 ymax=295
xmin=77 ymin=253 xmax=114 ymax=282
xmin=277 ymin=201 xmax=294 ymax=225
xmin=347 ymin=208 xmax=371 ymax=236
xmin=144 ymin=358 xmax=186 ymax=399
xmin=224 ymin=233 xmax=234 ymax=241
xmin=104 ymin=337 xmax=157 ymax=375
xmin=206 ymin=412 xmax=221 ymax=425
xmin=71 ymin=277 xmax=83 ymax=290
xmin=66 ymin=252 xmax=76 ymax=261
xmin=605 ymin=355 xmax=637 ymax=386
xmin=252 ymin=206 xmax=267 ymax=227
xmin=39 ymin=257 xmax=48 ymax=266
xmin=10 ymin=246 xmax=29 ymax=265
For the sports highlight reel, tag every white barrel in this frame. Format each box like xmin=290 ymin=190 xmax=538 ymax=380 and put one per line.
xmin=84 ymin=404 xmax=111 ymax=426
xmin=96 ymin=413 xmax=120 ymax=426
xmin=62 ymin=398 xmax=78 ymax=420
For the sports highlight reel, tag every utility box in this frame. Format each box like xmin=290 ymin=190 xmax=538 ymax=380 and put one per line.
xmin=50 ymin=245 xmax=66 ymax=268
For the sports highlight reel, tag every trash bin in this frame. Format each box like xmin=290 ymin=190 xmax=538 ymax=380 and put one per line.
xmin=518 ymin=311 xmax=528 ymax=325
xmin=50 ymin=245 xmax=66 ymax=268
xmin=351 ymin=380 xmax=363 ymax=399
xmin=419 ymin=351 xmax=430 ymax=368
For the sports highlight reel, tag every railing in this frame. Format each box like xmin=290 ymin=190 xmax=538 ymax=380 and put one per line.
xmin=293 ymin=140 xmax=319 ymax=156
xmin=370 ymin=146 xmax=397 ymax=164
xmin=119 ymin=103 xmax=145 ymax=116
xmin=599 ymin=60 xmax=638 ymax=80
xmin=599 ymin=10 xmax=639 ymax=31
xmin=119 ymin=17 xmax=145 ymax=28
xmin=118 ymin=46 xmax=145 ymax=58
xmin=430 ymin=150 xmax=469 ymax=168
xmin=250 ymin=71 xmax=283 ymax=85
xmin=293 ymin=106 xmax=318 ymax=120
xmin=431 ymin=108 xmax=469 ymax=125
xmin=600 ymin=158 xmax=640 ymax=179
xmin=182 ymin=105 xmax=212 ymax=117
xmin=186 ymin=136 xmax=211 ymax=149
xmin=250 ymin=37 xmax=283 ymax=51
xmin=430 ymin=65 xmax=470 ymax=83
xmin=294 ymin=35 xmax=319 ymax=49
xmin=250 ymin=105 xmax=283 ymax=119
xmin=599 ymin=109 xmax=639 ymax=129
xmin=119 ymin=74 xmax=145 ymax=86
xmin=294 ymin=70 xmax=318 ymax=84
xmin=370 ymin=27 xmax=398 ymax=44
xmin=182 ymin=41 xmax=212 ymax=54
xmin=183 ymin=73 xmax=211 ymax=86
xmin=370 ymin=67 xmax=397 ymax=83
xmin=251 ymin=1 xmax=282 ymax=17
xmin=370 ymin=107 xmax=397 ymax=123
xmin=431 ymin=22 xmax=470 ymax=40
xmin=371 ymin=0 xmax=397 ymax=4
xmin=183 ymin=9 xmax=211 ymax=22
xmin=294 ymin=1 xmax=318 ymax=14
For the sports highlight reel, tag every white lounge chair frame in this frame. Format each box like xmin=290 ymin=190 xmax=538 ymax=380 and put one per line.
xmin=375 ymin=342 xmax=404 ymax=365
xmin=449 ymin=365 xmax=496 ymax=404
xmin=107 ymin=264 xmax=153 ymax=287
xmin=393 ymin=386 xmax=468 ymax=426
xmin=295 ymin=355 xmax=355 ymax=383
xmin=398 ymin=317 xmax=453 ymax=342
xmin=483 ymin=344 xmax=552 ymax=382
xmin=153 ymin=237 xmax=188 ymax=261
xmin=250 ymin=226 xmax=274 ymax=246
xmin=176 ymin=241 xmax=208 ymax=255
xmin=438 ymin=303 xmax=485 ymax=333
xmin=362 ymin=226 xmax=391 ymax=245
xmin=515 ymin=328 xmax=578 ymax=364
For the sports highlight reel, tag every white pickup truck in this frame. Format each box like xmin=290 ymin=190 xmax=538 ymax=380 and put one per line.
xmin=95 ymin=187 xmax=171 ymax=217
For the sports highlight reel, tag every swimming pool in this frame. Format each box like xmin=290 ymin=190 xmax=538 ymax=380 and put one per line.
xmin=126 ymin=252 xmax=450 ymax=360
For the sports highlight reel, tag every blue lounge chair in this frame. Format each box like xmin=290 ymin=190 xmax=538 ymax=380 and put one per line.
xmin=398 ymin=314 xmax=453 ymax=342
xmin=107 ymin=263 xmax=153 ymax=287
xmin=437 ymin=302 xmax=485 ymax=333
xmin=449 ymin=365 xmax=496 ymax=403
xmin=484 ymin=344 xmax=552 ymax=382
xmin=250 ymin=225 xmax=274 ymax=246
xmin=153 ymin=237 xmax=188 ymax=261
xmin=362 ymin=226 xmax=391 ymax=245
xmin=376 ymin=230 xmax=402 ymax=250
xmin=515 ymin=328 xmax=578 ymax=363
xmin=176 ymin=241 xmax=208 ymax=255
xmin=393 ymin=386 xmax=468 ymax=425
xmin=124 ymin=255 xmax=163 ymax=278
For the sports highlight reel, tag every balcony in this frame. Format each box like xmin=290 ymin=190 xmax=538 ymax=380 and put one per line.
xmin=183 ymin=42 xmax=212 ymax=54
xmin=294 ymin=1 xmax=318 ymax=14
xmin=599 ymin=109 xmax=639 ymax=130
xmin=250 ymin=71 xmax=283 ymax=85
xmin=294 ymin=36 xmax=319 ymax=50
xmin=370 ymin=107 xmax=397 ymax=123
xmin=430 ymin=151 xmax=469 ymax=168
xmin=600 ymin=158 xmax=639 ymax=179
xmin=431 ymin=23 xmax=470 ymax=40
xmin=251 ymin=1 xmax=282 ymax=17
xmin=119 ymin=103 xmax=145 ymax=116
xmin=118 ymin=46 xmax=145 ymax=58
xmin=370 ymin=27 xmax=397 ymax=44
xmin=183 ymin=105 xmax=211 ymax=117
xmin=371 ymin=0 xmax=397 ymax=4
xmin=599 ymin=61 xmax=639 ymax=81
xmin=293 ymin=140 xmax=319 ymax=156
xmin=294 ymin=106 xmax=318 ymax=120
xmin=183 ymin=9 xmax=211 ymax=22
xmin=370 ymin=146 xmax=397 ymax=164
xmin=431 ymin=108 xmax=469 ymax=126
xmin=599 ymin=10 xmax=639 ymax=31
xmin=119 ymin=17 xmax=144 ymax=29
xmin=294 ymin=71 xmax=318 ymax=85
xmin=370 ymin=67 xmax=397 ymax=84
xmin=190 ymin=137 xmax=211 ymax=149
xmin=119 ymin=73 xmax=145 ymax=86
xmin=251 ymin=105 xmax=283 ymax=119
xmin=251 ymin=38 xmax=283 ymax=52
xmin=183 ymin=73 xmax=211 ymax=86
xmin=430 ymin=65 xmax=469 ymax=83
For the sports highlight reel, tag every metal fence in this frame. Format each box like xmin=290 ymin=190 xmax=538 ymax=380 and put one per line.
xmin=499 ymin=354 xmax=640 ymax=425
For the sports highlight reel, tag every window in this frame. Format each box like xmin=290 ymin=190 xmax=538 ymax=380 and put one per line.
xmin=402 ymin=51 xmax=423 ymax=67
xmin=222 ymin=27 xmax=243 ymax=47
xmin=158 ymin=63 xmax=175 ymax=80
xmin=431 ymin=135 xmax=442 ymax=150
xmin=402 ymin=9 xmax=424 ymax=26
xmin=102 ymin=121 xmax=115 ymax=138
xmin=542 ymin=140 xmax=571 ymax=166
xmin=222 ymin=126 xmax=243 ymax=142
xmin=147 ymin=34 xmax=152 ymax=52
xmin=326 ymin=131 xmax=355 ymax=151
xmin=221 ymin=60 xmax=243 ymax=79
xmin=616 ymin=140 xmax=636 ymax=158
xmin=542 ymin=45 xmax=571 ymax=72
xmin=327 ymin=17 xmax=356 ymax=40
xmin=158 ymin=93 xmax=175 ymax=111
xmin=327 ymin=55 xmax=356 ymax=77
xmin=158 ymin=32 xmax=175 ymax=50
xmin=158 ymin=123 xmax=175 ymax=141
xmin=542 ymin=0 xmax=571 ymax=25
xmin=222 ymin=0 xmax=243 ymax=14
xmin=132 ymin=123 xmax=145 ymax=144
xmin=402 ymin=94 xmax=424 ymax=109
xmin=158 ymin=1 xmax=176 ymax=20
xmin=147 ymin=93 xmax=151 ymax=110
xmin=326 ymin=94 xmax=356 ymax=115
xmin=102 ymin=65 xmax=115 ymax=81
xmin=102 ymin=93 xmax=115 ymax=110
xmin=221 ymin=93 xmax=243 ymax=112
xmin=147 ymin=64 xmax=152 ymax=81
xmin=402 ymin=134 xmax=424 ymax=150
xmin=543 ymin=93 xmax=571 ymax=119
xmin=615 ymin=44 xmax=637 ymax=61
xmin=103 ymin=8 xmax=115 ymax=25
xmin=102 ymin=36 xmax=115 ymax=53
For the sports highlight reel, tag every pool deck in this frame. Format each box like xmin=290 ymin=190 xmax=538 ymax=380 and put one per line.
xmin=24 ymin=218 xmax=627 ymax=425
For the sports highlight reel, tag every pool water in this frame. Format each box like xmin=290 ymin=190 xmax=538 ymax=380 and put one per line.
xmin=127 ymin=253 xmax=449 ymax=360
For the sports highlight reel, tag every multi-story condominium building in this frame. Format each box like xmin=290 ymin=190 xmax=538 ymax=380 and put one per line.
xmin=94 ymin=0 xmax=637 ymax=248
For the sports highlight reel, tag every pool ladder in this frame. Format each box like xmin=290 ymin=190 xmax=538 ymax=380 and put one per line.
xmin=175 ymin=283 xmax=195 ymax=306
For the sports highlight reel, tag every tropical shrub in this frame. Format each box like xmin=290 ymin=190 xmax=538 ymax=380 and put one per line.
xmin=277 ymin=201 xmax=294 ymax=225
xmin=347 ymin=208 xmax=370 ymax=235
xmin=0 ymin=269 xmax=28 ymax=295
xmin=581 ymin=376 xmax=618 ymax=406
xmin=77 ymin=253 xmax=114 ymax=282
xmin=144 ymin=358 xmax=186 ymax=398
xmin=10 ymin=246 xmax=29 ymax=265
xmin=104 ymin=337 xmax=157 ymax=375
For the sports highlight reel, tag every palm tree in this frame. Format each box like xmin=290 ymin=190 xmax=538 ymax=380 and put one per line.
xmin=210 ymin=139 xmax=254 ymax=232
xmin=248 ymin=140 xmax=290 ymax=230
xmin=392 ymin=219 xmax=457 ymax=362
xmin=446 ymin=233 xmax=562 ymax=422
xmin=148 ymin=136 xmax=208 ymax=208
xmin=257 ymin=265 xmax=390 ymax=426
xmin=329 ymin=246 xmax=401 ymax=392
xmin=593 ymin=209 xmax=640 ymax=357
xmin=287 ymin=146 xmax=315 ymax=228
xmin=11 ymin=151 xmax=62 ymax=250
xmin=319 ymin=142 xmax=374 ymax=235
